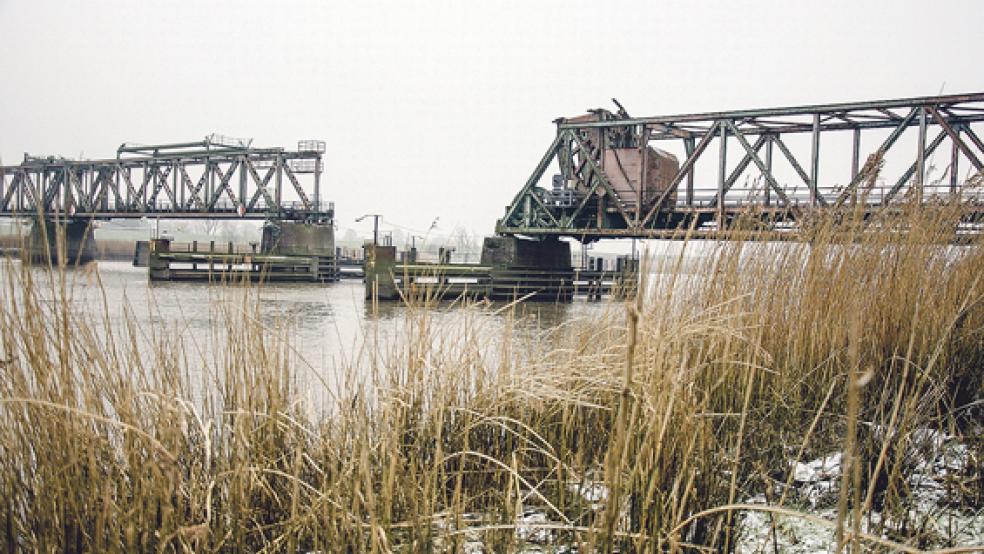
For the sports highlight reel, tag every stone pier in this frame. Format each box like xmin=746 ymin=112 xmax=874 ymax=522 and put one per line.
xmin=363 ymin=244 xmax=399 ymax=300
xmin=261 ymin=220 xmax=337 ymax=281
xmin=481 ymin=236 xmax=574 ymax=300
xmin=28 ymin=219 xmax=97 ymax=265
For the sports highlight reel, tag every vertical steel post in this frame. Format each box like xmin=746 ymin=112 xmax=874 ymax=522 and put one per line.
xmin=113 ymin=166 xmax=119 ymax=210
xmin=94 ymin=168 xmax=100 ymax=209
xmin=684 ymin=137 xmax=695 ymax=206
xmin=57 ymin=167 xmax=65 ymax=214
xmin=950 ymin=124 xmax=960 ymax=194
xmin=275 ymin=155 xmax=283 ymax=210
xmin=91 ymin=169 xmax=97 ymax=211
xmin=172 ymin=161 xmax=178 ymax=212
xmin=558 ymin=129 xmax=571 ymax=179
xmin=637 ymin=125 xmax=649 ymax=224
xmin=97 ymin=169 xmax=104 ymax=211
xmin=239 ymin=156 xmax=247 ymax=211
xmin=717 ymin=121 xmax=728 ymax=228
xmin=851 ymin=127 xmax=861 ymax=205
xmin=851 ymin=127 xmax=861 ymax=179
xmin=50 ymin=164 xmax=57 ymax=210
xmin=764 ymin=135 xmax=773 ymax=207
xmin=143 ymin=162 xmax=150 ymax=208
xmin=916 ymin=106 xmax=927 ymax=199
xmin=178 ymin=163 xmax=185 ymax=208
xmin=206 ymin=159 xmax=213 ymax=208
xmin=314 ymin=154 xmax=322 ymax=212
xmin=810 ymin=113 xmax=820 ymax=207
xmin=21 ymin=171 xmax=28 ymax=212
xmin=79 ymin=169 xmax=85 ymax=210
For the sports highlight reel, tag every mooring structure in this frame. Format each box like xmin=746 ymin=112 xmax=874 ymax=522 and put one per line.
xmin=0 ymin=135 xmax=338 ymax=277
xmin=362 ymin=241 xmax=637 ymax=302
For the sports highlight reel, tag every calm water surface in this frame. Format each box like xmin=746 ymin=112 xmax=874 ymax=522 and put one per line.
xmin=2 ymin=260 xmax=617 ymax=400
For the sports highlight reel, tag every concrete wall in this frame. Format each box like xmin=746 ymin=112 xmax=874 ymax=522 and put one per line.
xmin=479 ymin=236 xmax=571 ymax=269
xmin=261 ymin=221 xmax=335 ymax=256
xmin=133 ymin=240 xmax=151 ymax=267
xmin=363 ymin=244 xmax=399 ymax=300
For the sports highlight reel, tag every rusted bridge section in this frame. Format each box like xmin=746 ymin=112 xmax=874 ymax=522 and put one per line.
xmin=0 ymin=135 xmax=329 ymax=221
xmin=0 ymin=136 xmax=337 ymax=267
xmin=497 ymin=93 xmax=984 ymax=240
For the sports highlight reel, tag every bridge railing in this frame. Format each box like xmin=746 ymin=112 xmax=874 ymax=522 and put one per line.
xmin=678 ymin=185 xmax=984 ymax=209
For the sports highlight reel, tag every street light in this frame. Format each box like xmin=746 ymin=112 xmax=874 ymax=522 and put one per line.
xmin=423 ymin=217 xmax=439 ymax=244
xmin=355 ymin=213 xmax=382 ymax=246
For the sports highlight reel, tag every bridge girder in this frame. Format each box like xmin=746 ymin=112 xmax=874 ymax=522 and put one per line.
xmin=0 ymin=138 xmax=331 ymax=223
xmin=496 ymin=92 xmax=984 ymax=241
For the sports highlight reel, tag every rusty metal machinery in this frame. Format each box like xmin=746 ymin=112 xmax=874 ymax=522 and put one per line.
xmin=496 ymin=93 xmax=984 ymax=241
xmin=0 ymin=136 xmax=331 ymax=223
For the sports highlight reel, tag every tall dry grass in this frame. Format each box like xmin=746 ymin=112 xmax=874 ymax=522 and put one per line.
xmin=0 ymin=198 xmax=982 ymax=552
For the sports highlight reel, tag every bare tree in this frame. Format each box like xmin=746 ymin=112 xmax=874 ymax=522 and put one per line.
xmin=449 ymin=226 xmax=479 ymax=262
xmin=198 ymin=219 xmax=225 ymax=237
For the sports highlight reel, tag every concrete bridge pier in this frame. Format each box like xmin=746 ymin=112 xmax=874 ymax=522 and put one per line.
xmin=28 ymin=218 xmax=97 ymax=266
xmin=363 ymin=244 xmax=399 ymax=300
xmin=362 ymin=237 xmax=578 ymax=303
xmin=481 ymin=236 xmax=574 ymax=301
xmin=261 ymin=220 xmax=337 ymax=281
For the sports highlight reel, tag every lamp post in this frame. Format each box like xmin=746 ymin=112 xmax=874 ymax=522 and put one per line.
xmin=355 ymin=214 xmax=382 ymax=246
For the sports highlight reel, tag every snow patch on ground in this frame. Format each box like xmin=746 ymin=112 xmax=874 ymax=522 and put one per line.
xmin=737 ymin=432 xmax=983 ymax=552
xmin=409 ymin=432 xmax=982 ymax=552
xmin=568 ymin=479 xmax=609 ymax=512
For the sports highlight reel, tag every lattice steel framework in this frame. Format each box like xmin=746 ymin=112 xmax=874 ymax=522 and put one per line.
xmin=497 ymin=93 xmax=984 ymax=240
xmin=0 ymin=137 xmax=331 ymax=222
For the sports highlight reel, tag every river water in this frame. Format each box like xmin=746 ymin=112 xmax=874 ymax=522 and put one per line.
xmin=1 ymin=260 xmax=618 ymax=406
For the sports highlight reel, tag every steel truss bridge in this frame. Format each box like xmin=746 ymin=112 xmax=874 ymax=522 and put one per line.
xmin=496 ymin=93 xmax=984 ymax=241
xmin=0 ymin=136 xmax=331 ymax=223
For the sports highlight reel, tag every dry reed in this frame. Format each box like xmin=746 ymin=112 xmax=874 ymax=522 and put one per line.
xmin=0 ymin=197 xmax=982 ymax=552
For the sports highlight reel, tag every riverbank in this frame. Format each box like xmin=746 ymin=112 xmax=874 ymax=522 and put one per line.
xmin=1 ymin=204 xmax=982 ymax=552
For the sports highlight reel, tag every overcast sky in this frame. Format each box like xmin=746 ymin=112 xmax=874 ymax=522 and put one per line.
xmin=2 ymin=0 xmax=982 ymax=239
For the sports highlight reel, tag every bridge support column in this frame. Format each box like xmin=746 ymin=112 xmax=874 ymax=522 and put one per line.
xmin=363 ymin=243 xmax=399 ymax=300
xmin=147 ymin=238 xmax=172 ymax=280
xmin=481 ymin=236 xmax=573 ymax=301
xmin=261 ymin=220 xmax=337 ymax=281
xmin=28 ymin=219 xmax=97 ymax=265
